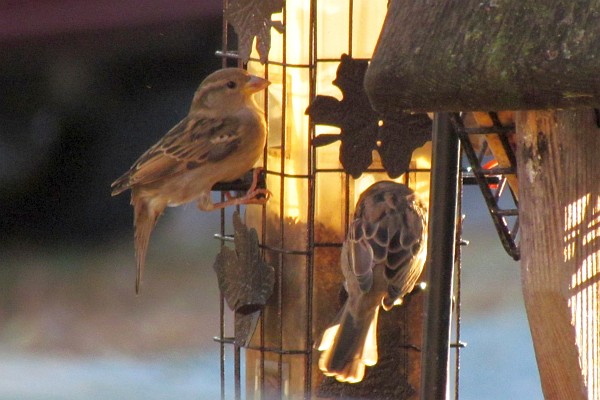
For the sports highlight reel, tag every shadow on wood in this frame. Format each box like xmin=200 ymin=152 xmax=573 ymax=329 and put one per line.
xmin=516 ymin=109 xmax=599 ymax=400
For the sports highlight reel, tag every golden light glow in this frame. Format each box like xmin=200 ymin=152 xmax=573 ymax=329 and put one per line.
xmin=350 ymin=141 xmax=432 ymax=212
xmin=317 ymin=324 xmax=340 ymax=352
xmin=362 ymin=306 xmax=380 ymax=366
xmin=564 ymin=194 xmax=590 ymax=262
xmin=317 ymin=0 xmax=349 ymax=59
xmin=342 ymin=364 xmax=365 ymax=384
xmin=354 ymin=174 xmax=376 ymax=201
xmin=351 ymin=0 xmax=388 ymax=58
xmin=564 ymin=193 xmax=600 ymax=400
xmin=247 ymin=0 xmax=401 ymax=228
xmin=569 ymin=251 xmax=599 ymax=400
xmin=583 ymin=195 xmax=600 ymax=246
xmin=243 ymin=0 xmax=429 ymax=392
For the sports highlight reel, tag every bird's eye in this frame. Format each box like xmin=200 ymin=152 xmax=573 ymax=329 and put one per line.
xmin=226 ymin=81 xmax=237 ymax=89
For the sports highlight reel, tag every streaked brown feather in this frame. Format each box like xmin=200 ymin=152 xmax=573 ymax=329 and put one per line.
xmin=348 ymin=182 xmax=426 ymax=293
xmin=318 ymin=181 xmax=427 ymax=383
xmin=110 ymin=68 xmax=269 ymax=294
xmin=110 ymin=116 xmax=242 ymax=196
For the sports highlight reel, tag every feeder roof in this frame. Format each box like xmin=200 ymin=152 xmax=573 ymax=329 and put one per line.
xmin=364 ymin=0 xmax=600 ymax=113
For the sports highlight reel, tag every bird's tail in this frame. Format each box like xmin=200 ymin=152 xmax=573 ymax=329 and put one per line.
xmin=317 ymin=303 xmax=380 ymax=383
xmin=133 ymin=195 xmax=163 ymax=294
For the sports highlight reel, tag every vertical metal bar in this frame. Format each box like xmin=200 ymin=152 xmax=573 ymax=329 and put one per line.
xmin=221 ymin=0 xmax=228 ymax=69
xmin=235 ymin=345 xmax=241 ymax=400
xmin=420 ymin=113 xmax=460 ymax=400
xmin=233 ymin=205 xmax=241 ymax=400
xmin=453 ymin=173 xmax=464 ymax=400
xmin=305 ymin=0 xmax=318 ymax=398
xmin=344 ymin=0 xmax=353 ymax=230
xmin=220 ymin=4 xmax=229 ymax=399
xmin=348 ymin=0 xmax=353 ymax=57
xmin=259 ymin=22 xmax=271 ymax=400
xmin=220 ymin=200 xmax=227 ymax=400
xmin=277 ymin=3 xmax=288 ymax=398
xmin=260 ymin=50 xmax=269 ymax=400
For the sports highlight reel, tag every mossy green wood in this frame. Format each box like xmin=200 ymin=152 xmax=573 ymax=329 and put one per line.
xmin=365 ymin=0 xmax=600 ymax=112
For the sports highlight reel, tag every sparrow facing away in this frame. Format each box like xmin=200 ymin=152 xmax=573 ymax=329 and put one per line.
xmin=111 ymin=68 xmax=270 ymax=293
xmin=317 ymin=181 xmax=427 ymax=383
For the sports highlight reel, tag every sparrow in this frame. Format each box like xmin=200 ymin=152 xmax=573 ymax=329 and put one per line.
xmin=111 ymin=68 xmax=271 ymax=293
xmin=317 ymin=181 xmax=427 ymax=383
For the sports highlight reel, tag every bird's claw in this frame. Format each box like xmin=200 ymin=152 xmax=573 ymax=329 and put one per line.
xmin=211 ymin=187 xmax=271 ymax=209
xmin=243 ymin=188 xmax=272 ymax=204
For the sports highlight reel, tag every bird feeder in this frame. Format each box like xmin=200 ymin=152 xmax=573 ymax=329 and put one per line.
xmin=217 ymin=0 xmax=433 ymax=398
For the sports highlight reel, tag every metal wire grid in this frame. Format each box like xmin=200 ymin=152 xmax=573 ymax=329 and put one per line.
xmin=212 ymin=2 xmax=462 ymax=399
xmin=213 ymin=3 xmax=316 ymax=399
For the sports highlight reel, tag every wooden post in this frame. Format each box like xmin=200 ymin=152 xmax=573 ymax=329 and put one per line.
xmin=516 ymin=109 xmax=600 ymax=399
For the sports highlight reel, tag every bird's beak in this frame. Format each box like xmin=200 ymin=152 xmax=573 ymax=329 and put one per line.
xmin=245 ymin=75 xmax=270 ymax=94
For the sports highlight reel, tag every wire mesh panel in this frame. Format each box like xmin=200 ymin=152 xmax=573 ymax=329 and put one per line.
xmin=215 ymin=1 xmax=437 ymax=398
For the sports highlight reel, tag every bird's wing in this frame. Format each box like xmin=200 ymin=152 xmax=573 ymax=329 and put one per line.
xmin=346 ymin=183 xmax=426 ymax=294
xmin=111 ymin=115 xmax=241 ymax=195
xmin=382 ymin=197 xmax=426 ymax=302
xmin=346 ymin=217 xmax=376 ymax=292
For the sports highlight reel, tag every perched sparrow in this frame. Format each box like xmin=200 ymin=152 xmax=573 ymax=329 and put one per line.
xmin=111 ymin=68 xmax=270 ymax=293
xmin=317 ymin=181 xmax=427 ymax=383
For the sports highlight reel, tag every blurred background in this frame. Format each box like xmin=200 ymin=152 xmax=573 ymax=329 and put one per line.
xmin=0 ymin=1 xmax=542 ymax=399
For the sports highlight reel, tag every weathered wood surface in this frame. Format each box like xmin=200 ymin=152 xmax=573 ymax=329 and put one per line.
xmin=516 ymin=109 xmax=599 ymax=399
xmin=365 ymin=0 xmax=600 ymax=112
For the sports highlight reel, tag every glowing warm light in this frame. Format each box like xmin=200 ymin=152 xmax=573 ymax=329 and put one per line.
xmin=583 ymin=195 xmax=600 ymax=246
xmin=248 ymin=1 xmax=398 ymax=228
xmin=242 ymin=0 xmax=427 ymax=393
xmin=354 ymin=174 xmax=376 ymax=201
xmin=317 ymin=324 xmax=340 ymax=352
xmin=350 ymin=141 xmax=432 ymax=211
xmin=411 ymin=142 xmax=433 ymax=206
xmin=564 ymin=194 xmax=591 ymax=261
xmin=569 ymin=254 xmax=600 ymax=400
xmin=362 ymin=307 xmax=379 ymax=366
xmin=565 ymin=193 xmax=600 ymax=400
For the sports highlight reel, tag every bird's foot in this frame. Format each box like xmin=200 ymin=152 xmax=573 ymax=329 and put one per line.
xmin=224 ymin=167 xmax=268 ymax=200
xmin=247 ymin=167 xmax=264 ymax=193
xmin=233 ymin=167 xmax=271 ymax=204
xmin=206 ymin=168 xmax=271 ymax=209
xmin=239 ymin=186 xmax=272 ymax=205
xmin=212 ymin=187 xmax=271 ymax=209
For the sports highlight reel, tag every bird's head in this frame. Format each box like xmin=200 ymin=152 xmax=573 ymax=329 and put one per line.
xmin=190 ymin=68 xmax=270 ymax=113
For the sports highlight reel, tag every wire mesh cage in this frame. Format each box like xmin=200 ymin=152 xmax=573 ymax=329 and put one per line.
xmin=213 ymin=1 xmax=441 ymax=398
